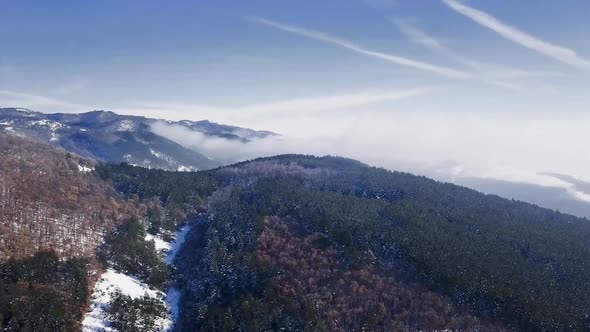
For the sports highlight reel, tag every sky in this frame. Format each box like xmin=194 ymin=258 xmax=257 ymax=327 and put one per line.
xmin=2 ymin=0 xmax=590 ymax=203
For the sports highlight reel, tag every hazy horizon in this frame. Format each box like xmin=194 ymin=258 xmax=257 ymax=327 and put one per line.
xmin=2 ymin=0 xmax=590 ymax=206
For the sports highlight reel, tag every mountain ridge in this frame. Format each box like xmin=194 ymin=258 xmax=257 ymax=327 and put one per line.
xmin=100 ymin=153 xmax=590 ymax=331
xmin=1 ymin=133 xmax=590 ymax=330
xmin=0 ymin=107 xmax=276 ymax=171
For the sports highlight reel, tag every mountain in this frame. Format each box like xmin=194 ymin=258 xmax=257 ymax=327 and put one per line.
xmin=2 ymin=133 xmax=590 ymax=331
xmin=0 ymin=108 xmax=276 ymax=171
xmin=5 ymin=107 xmax=589 ymax=223
xmin=100 ymin=155 xmax=590 ymax=331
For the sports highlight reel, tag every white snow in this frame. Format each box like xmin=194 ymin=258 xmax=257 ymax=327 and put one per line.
xmin=149 ymin=148 xmax=164 ymax=159
xmin=165 ymin=224 xmax=191 ymax=264
xmin=82 ymin=269 xmax=166 ymax=332
xmin=165 ymin=288 xmax=183 ymax=323
xmin=177 ymin=165 xmax=197 ymax=172
xmin=115 ymin=119 xmax=136 ymax=132
xmin=145 ymin=232 xmax=171 ymax=253
xmin=83 ymin=223 xmax=193 ymax=331
xmin=31 ymin=119 xmax=64 ymax=130
xmin=78 ymin=164 xmax=94 ymax=173
xmin=161 ymin=224 xmax=192 ymax=327
xmin=27 ymin=119 xmax=65 ymax=141
xmin=15 ymin=108 xmax=33 ymax=114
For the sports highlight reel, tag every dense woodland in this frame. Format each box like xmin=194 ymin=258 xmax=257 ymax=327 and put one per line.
xmin=100 ymin=216 xmax=170 ymax=289
xmin=0 ymin=133 xmax=170 ymax=331
xmin=0 ymin=251 xmax=89 ymax=331
xmin=100 ymin=216 xmax=170 ymax=330
xmin=100 ymin=155 xmax=590 ymax=331
xmin=107 ymin=289 xmax=167 ymax=332
xmin=2 ymin=128 xmax=590 ymax=331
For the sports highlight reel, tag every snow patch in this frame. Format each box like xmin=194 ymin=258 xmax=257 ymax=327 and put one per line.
xmin=83 ymin=223 xmax=193 ymax=331
xmin=165 ymin=288 xmax=182 ymax=323
xmin=15 ymin=108 xmax=33 ymax=114
xmin=149 ymin=148 xmax=164 ymax=159
xmin=28 ymin=119 xmax=65 ymax=141
xmin=30 ymin=119 xmax=64 ymax=131
xmin=177 ymin=165 xmax=196 ymax=172
xmin=145 ymin=232 xmax=171 ymax=253
xmin=165 ymin=224 xmax=191 ymax=264
xmin=115 ymin=119 xmax=136 ymax=132
xmin=82 ymin=269 xmax=166 ymax=332
xmin=78 ymin=164 xmax=94 ymax=173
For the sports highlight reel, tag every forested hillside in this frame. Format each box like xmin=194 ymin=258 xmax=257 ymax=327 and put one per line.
xmin=0 ymin=133 xmax=180 ymax=331
xmin=0 ymin=251 xmax=90 ymax=331
xmin=100 ymin=155 xmax=590 ymax=331
xmin=0 ymin=132 xmax=140 ymax=261
xmin=1 ymin=131 xmax=589 ymax=331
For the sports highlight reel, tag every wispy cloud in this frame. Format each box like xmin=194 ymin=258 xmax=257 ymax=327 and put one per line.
xmin=443 ymin=0 xmax=590 ymax=71
xmin=125 ymin=87 xmax=431 ymax=124
xmin=391 ymin=18 xmax=446 ymax=51
xmin=0 ymin=90 xmax=91 ymax=111
xmin=392 ymin=18 xmax=564 ymax=83
xmin=248 ymin=16 xmax=554 ymax=89
xmin=235 ymin=88 xmax=430 ymax=116
xmin=247 ymin=16 xmax=471 ymax=79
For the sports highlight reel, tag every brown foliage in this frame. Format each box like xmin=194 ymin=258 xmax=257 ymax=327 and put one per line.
xmin=257 ymin=216 xmax=503 ymax=331
xmin=0 ymin=132 xmax=137 ymax=261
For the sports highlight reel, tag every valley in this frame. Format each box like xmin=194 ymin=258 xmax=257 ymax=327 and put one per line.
xmin=3 ymin=2 xmax=589 ymax=330
xmin=104 ymin=156 xmax=590 ymax=331
xmin=1 ymin=121 xmax=589 ymax=331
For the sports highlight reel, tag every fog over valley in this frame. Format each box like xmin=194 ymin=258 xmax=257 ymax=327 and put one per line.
xmin=1 ymin=1 xmax=590 ymax=331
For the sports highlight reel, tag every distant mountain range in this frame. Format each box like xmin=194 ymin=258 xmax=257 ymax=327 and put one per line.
xmin=2 ymin=107 xmax=589 ymax=220
xmin=0 ymin=108 xmax=276 ymax=171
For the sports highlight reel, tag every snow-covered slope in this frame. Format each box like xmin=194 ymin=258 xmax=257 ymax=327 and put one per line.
xmin=146 ymin=224 xmax=192 ymax=265
xmin=82 ymin=224 xmax=192 ymax=331
xmin=82 ymin=270 xmax=169 ymax=332
xmin=0 ymin=107 xmax=276 ymax=171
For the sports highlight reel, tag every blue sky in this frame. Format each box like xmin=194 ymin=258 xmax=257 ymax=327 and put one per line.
xmin=2 ymin=0 xmax=589 ymax=107
xmin=2 ymin=0 xmax=590 ymax=193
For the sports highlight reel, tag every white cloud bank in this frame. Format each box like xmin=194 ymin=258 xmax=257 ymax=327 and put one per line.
xmin=443 ymin=166 xmax=590 ymax=203
xmin=149 ymin=108 xmax=590 ymax=204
